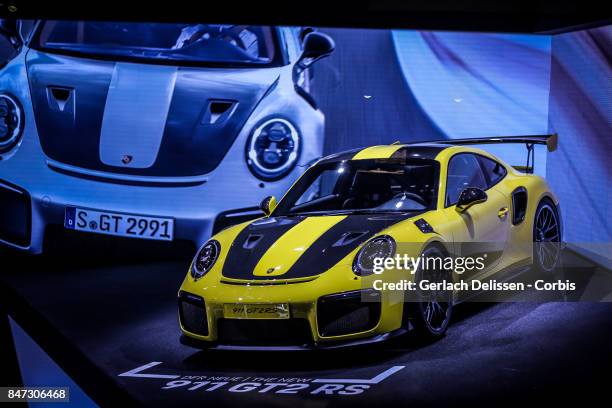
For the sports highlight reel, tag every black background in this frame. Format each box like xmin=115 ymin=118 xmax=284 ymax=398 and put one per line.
xmin=1 ymin=1 xmax=609 ymax=33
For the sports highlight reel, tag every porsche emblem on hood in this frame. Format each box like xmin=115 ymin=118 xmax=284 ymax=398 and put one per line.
xmin=121 ymin=155 xmax=133 ymax=165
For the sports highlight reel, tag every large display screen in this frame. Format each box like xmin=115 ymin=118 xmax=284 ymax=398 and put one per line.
xmin=0 ymin=17 xmax=610 ymax=408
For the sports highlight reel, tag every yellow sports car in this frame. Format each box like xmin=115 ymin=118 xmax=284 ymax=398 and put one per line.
xmin=178 ymin=135 xmax=561 ymax=349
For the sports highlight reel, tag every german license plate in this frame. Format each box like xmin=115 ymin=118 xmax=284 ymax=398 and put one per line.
xmin=223 ymin=303 xmax=290 ymax=319
xmin=64 ymin=207 xmax=173 ymax=241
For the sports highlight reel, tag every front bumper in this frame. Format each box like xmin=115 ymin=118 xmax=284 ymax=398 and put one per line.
xmin=0 ymin=173 xmax=227 ymax=253
xmin=180 ymin=328 xmax=408 ymax=351
xmin=178 ymin=279 xmax=407 ymax=350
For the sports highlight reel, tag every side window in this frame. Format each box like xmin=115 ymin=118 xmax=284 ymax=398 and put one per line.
xmin=446 ymin=154 xmax=487 ymax=206
xmin=478 ymin=156 xmax=507 ymax=187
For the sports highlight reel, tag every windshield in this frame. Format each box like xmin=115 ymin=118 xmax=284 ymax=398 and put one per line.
xmin=273 ymin=159 xmax=439 ymax=216
xmin=33 ymin=21 xmax=282 ymax=66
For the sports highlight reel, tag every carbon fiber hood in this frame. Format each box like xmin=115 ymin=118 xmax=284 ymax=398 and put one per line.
xmin=26 ymin=50 xmax=280 ymax=177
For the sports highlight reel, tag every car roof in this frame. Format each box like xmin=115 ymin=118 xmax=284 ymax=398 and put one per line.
xmin=318 ymin=142 xmax=453 ymax=164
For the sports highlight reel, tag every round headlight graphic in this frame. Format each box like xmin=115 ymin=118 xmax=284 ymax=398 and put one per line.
xmin=191 ymin=240 xmax=220 ymax=280
xmin=246 ymin=118 xmax=300 ymax=181
xmin=353 ymin=235 xmax=396 ymax=276
xmin=0 ymin=94 xmax=24 ymax=154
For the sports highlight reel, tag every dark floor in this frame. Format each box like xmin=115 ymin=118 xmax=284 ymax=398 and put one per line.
xmin=1 ymin=239 xmax=612 ymax=407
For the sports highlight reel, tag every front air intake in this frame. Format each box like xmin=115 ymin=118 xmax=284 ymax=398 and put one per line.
xmin=217 ymin=319 xmax=312 ymax=346
xmin=178 ymin=291 xmax=208 ymax=336
xmin=317 ymin=290 xmax=381 ymax=337
xmin=0 ymin=180 xmax=31 ymax=247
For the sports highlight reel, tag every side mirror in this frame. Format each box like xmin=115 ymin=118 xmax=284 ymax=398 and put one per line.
xmin=259 ymin=195 xmax=277 ymax=216
xmin=455 ymin=187 xmax=487 ymax=213
xmin=292 ymin=31 xmax=335 ymax=82
xmin=298 ymin=27 xmax=315 ymax=44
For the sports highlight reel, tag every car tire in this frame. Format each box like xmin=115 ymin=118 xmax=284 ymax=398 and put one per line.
xmin=405 ymin=244 xmax=454 ymax=342
xmin=533 ymin=198 xmax=562 ymax=274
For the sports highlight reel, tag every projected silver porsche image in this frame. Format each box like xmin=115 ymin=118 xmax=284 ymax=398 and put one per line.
xmin=0 ymin=21 xmax=333 ymax=253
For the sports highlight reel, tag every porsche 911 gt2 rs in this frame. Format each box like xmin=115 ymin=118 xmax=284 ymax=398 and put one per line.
xmin=178 ymin=135 xmax=562 ymax=349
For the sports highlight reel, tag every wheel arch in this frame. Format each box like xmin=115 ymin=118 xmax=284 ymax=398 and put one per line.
xmin=534 ymin=194 xmax=563 ymax=243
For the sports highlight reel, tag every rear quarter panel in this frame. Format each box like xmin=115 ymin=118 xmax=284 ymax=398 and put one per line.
xmin=495 ymin=165 xmax=560 ymax=265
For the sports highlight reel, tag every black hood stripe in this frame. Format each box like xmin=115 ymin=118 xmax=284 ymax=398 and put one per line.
xmin=27 ymin=50 xmax=277 ymax=177
xmin=222 ymin=216 xmax=306 ymax=280
xmin=222 ymin=212 xmax=423 ymax=281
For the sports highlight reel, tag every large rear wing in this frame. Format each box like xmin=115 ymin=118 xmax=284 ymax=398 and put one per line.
xmin=424 ymin=134 xmax=558 ymax=174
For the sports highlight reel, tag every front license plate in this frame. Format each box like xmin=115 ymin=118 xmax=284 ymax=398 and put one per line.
xmin=64 ymin=207 xmax=174 ymax=241
xmin=223 ymin=303 xmax=290 ymax=319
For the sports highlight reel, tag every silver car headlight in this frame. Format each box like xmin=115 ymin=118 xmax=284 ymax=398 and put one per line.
xmin=191 ymin=240 xmax=221 ymax=279
xmin=352 ymin=235 xmax=396 ymax=276
xmin=0 ymin=93 xmax=24 ymax=154
xmin=246 ymin=117 xmax=300 ymax=181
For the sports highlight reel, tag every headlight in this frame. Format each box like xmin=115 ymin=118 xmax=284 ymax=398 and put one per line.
xmin=352 ymin=235 xmax=396 ymax=276
xmin=0 ymin=94 xmax=24 ymax=154
xmin=246 ymin=118 xmax=300 ymax=181
xmin=191 ymin=240 xmax=220 ymax=279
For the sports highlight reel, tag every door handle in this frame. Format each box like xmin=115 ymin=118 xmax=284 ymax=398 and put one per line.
xmin=498 ymin=207 xmax=509 ymax=218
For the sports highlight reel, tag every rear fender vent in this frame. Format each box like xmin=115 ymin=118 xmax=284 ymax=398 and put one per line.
xmin=511 ymin=187 xmax=528 ymax=225
xmin=201 ymin=100 xmax=237 ymax=125
xmin=332 ymin=231 xmax=368 ymax=247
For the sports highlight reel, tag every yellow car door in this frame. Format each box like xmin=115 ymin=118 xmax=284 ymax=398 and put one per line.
xmin=442 ymin=153 xmax=511 ymax=280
